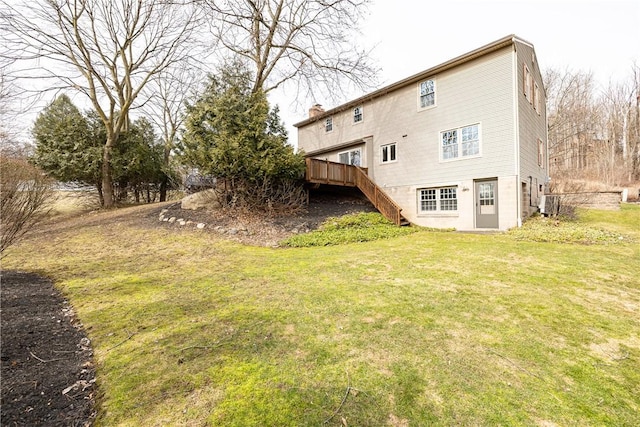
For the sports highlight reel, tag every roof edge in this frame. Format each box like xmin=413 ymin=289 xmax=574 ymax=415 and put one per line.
xmin=294 ymin=34 xmax=527 ymax=128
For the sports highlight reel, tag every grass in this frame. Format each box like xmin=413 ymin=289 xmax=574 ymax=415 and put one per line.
xmin=3 ymin=204 xmax=639 ymax=426
xmin=281 ymin=212 xmax=421 ymax=247
xmin=507 ymin=211 xmax=634 ymax=244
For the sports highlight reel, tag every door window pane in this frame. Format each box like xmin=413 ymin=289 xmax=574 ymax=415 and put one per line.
xmin=479 ymin=183 xmax=495 ymax=214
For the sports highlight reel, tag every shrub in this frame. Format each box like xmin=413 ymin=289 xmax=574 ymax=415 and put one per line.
xmin=0 ymin=156 xmax=54 ymax=255
xmin=281 ymin=212 xmax=419 ymax=247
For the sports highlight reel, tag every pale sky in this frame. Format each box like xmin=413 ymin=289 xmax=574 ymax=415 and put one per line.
xmin=8 ymin=0 xmax=640 ymax=148
xmin=276 ymin=0 xmax=640 ymax=148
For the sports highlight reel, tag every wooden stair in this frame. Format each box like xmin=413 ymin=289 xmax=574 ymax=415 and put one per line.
xmin=305 ymin=158 xmax=410 ymax=226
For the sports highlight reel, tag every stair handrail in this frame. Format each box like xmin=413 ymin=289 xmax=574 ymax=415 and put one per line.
xmin=353 ymin=166 xmax=403 ymax=226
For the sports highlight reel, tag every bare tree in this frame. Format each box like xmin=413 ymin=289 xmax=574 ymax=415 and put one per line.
xmin=0 ymin=49 xmax=26 ymax=154
xmin=628 ymin=62 xmax=640 ymax=181
xmin=600 ymin=81 xmax=633 ymax=185
xmin=205 ymin=0 xmax=379 ymax=101
xmin=141 ymin=64 xmax=203 ymax=201
xmin=0 ymin=154 xmax=54 ymax=257
xmin=545 ymin=68 xmax=602 ymax=180
xmin=545 ymin=66 xmax=640 ymax=189
xmin=3 ymin=0 xmax=204 ymax=208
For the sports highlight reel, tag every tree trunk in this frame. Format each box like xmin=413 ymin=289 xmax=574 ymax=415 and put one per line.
xmin=159 ymin=176 xmax=168 ymax=202
xmin=101 ymin=142 xmax=115 ymax=208
xmin=159 ymin=145 xmax=171 ymax=202
xmin=96 ymin=180 xmax=104 ymax=207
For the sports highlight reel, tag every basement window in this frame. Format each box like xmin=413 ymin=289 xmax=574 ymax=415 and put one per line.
xmin=418 ymin=187 xmax=458 ymax=213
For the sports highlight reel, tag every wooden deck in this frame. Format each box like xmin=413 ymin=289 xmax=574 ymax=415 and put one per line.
xmin=305 ymin=158 xmax=408 ymax=226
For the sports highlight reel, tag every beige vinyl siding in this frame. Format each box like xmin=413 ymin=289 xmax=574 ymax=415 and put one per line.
xmin=297 ymin=36 xmax=543 ymax=230
xmin=515 ymin=40 xmax=548 ymax=217
xmin=372 ymin=47 xmax=516 ymax=190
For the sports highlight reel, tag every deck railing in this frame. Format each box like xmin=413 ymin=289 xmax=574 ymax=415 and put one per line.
xmin=305 ymin=158 xmax=366 ymax=187
xmin=305 ymin=158 xmax=405 ymax=226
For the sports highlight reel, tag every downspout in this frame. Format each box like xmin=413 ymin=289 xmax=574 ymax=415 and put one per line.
xmin=512 ymin=41 xmax=522 ymax=227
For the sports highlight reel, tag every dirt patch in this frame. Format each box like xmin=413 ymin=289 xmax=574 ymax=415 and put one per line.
xmin=154 ymin=188 xmax=378 ymax=246
xmin=1 ymin=271 xmax=96 ymax=427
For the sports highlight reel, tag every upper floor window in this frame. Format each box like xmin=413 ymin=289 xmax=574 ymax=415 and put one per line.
xmin=441 ymin=124 xmax=480 ymax=161
xmin=325 ymin=117 xmax=333 ymax=132
xmin=353 ymin=106 xmax=363 ymax=123
xmin=381 ymin=143 xmax=397 ymax=163
xmin=419 ymin=79 xmax=435 ymax=108
xmin=538 ymin=138 xmax=544 ymax=167
xmin=534 ymin=82 xmax=540 ymax=113
xmin=524 ymin=64 xmax=532 ymax=102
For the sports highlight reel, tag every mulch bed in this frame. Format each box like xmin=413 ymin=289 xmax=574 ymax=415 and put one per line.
xmin=1 ymin=271 xmax=96 ymax=427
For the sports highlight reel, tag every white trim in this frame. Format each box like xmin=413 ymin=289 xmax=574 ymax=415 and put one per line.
xmin=353 ymin=105 xmax=364 ymax=124
xmin=513 ymin=50 xmax=522 ymax=223
xmin=523 ymin=63 xmax=532 ymax=103
xmin=337 ymin=147 xmax=362 ymax=166
xmin=417 ymin=79 xmax=436 ymax=111
xmin=380 ymin=142 xmax=397 ymax=164
xmin=417 ymin=186 xmax=459 ymax=216
xmin=324 ymin=116 xmax=333 ymax=133
xmin=438 ymin=123 xmax=482 ymax=163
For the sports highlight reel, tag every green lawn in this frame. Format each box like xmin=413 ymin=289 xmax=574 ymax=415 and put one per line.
xmin=3 ymin=204 xmax=639 ymax=426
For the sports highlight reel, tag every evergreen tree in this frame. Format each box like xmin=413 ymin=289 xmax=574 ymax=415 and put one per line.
xmin=31 ymin=95 xmax=102 ymax=187
xmin=32 ymin=95 xmax=175 ymax=205
xmin=180 ymin=63 xmax=305 ymax=210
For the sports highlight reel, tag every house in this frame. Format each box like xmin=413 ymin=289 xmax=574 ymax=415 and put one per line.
xmin=294 ymin=35 xmax=549 ymax=231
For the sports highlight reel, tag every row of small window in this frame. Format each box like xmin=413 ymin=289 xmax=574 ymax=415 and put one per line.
xmin=338 ymin=145 xmax=396 ymax=166
xmin=352 ymin=123 xmax=479 ymax=166
xmin=325 ymin=106 xmax=363 ymax=132
xmin=325 ymin=79 xmax=436 ymax=132
xmin=387 ymin=124 xmax=478 ymax=163
xmin=328 ymin=65 xmax=540 ymax=133
xmin=523 ymin=64 xmax=541 ymax=113
xmin=382 ymin=132 xmax=542 ymax=167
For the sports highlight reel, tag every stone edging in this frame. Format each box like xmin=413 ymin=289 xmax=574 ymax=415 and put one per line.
xmin=158 ymin=208 xmax=206 ymax=229
xmin=158 ymin=208 xmax=254 ymax=236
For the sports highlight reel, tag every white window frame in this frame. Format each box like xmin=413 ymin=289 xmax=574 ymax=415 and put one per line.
xmin=418 ymin=187 xmax=458 ymax=214
xmin=381 ymin=143 xmax=397 ymax=164
xmin=538 ymin=138 xmax=544 ymax=167
xmin=338 ymin=148 xmax=362 ymax=166
xmin=440 ymin=123 xmax=481 ymax=162
xmin=534 ymin=82 xmax=540 ymax=113
xmin=418 ymin=79 xmax=436 ymax=109
xmin=325 ymin=117 xmax=333 ymax=133
xmin=353 ymin=105 xmax=363 ymax=123
xmin=524 ymin=64 xmax=532 ymax=103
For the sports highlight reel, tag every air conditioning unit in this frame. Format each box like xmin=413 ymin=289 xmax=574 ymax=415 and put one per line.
xmin=539 ymin=195 xmax=560 ymax=216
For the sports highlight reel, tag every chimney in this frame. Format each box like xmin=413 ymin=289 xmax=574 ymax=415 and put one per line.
xmin=309 ymin=104 xmax=325 ymax=118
